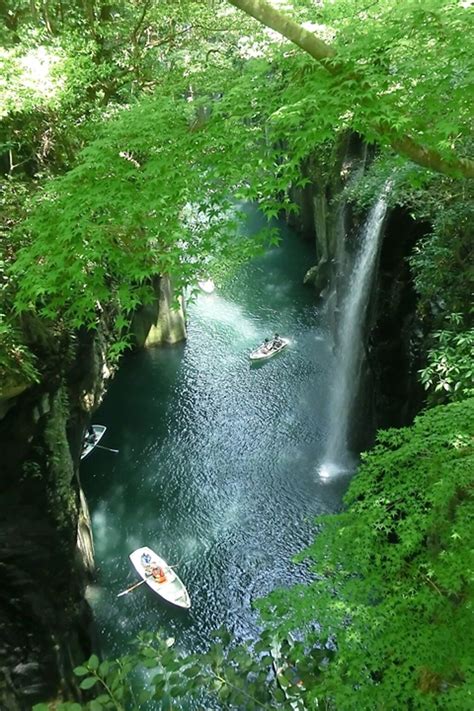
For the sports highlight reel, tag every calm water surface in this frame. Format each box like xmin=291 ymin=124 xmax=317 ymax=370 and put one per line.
xmin=81 ymin=208 xmax=350 ymax=656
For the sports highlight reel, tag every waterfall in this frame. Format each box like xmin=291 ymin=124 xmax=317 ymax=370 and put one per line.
xmin=320 ymin=184 xmax=391 ymax=478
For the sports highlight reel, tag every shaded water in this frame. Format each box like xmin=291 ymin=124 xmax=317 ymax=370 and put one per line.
xmin=81 ymin=208 xmax=349 ymax=657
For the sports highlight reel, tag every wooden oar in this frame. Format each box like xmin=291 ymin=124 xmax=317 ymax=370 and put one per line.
xmin=117 ymin=579 xmax=147 ymax=597
xmin=95 ymin=444 xmax=119 ymax=454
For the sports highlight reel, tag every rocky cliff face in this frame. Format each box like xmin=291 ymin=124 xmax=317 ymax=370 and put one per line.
xmin=287 ymin=133 xmax=369 ymax=296
xmin=0 ymin=278 xmax=187 ymax=709
xmin=131 ymin=275 xmax=187 ymax=348
xmin=0 ymin=329 xmax=100 ymax=708
xmin=369 ymin=207 xmax=427 ymax=431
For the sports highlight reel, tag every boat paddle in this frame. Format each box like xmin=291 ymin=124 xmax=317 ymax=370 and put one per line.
xmin=95 ymin=444 xmax=119 ymax=454
xmin=117 ymin=579 xmax=147 ymax=597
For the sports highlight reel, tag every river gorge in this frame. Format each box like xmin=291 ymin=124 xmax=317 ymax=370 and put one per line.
xmin=2 ymin=3 xmax=471 ymax=706
xmin=82 ymin=206 xmax=352 ymax=657
xmin=0 ymin=180 xmax=426 ymax=708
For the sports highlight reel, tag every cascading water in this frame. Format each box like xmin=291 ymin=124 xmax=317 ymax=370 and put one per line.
xmin=320 ymin=184 xmax=391 ymax=478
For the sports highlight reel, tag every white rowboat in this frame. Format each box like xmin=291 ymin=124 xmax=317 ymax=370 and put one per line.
xmin=129 ymin=546 xmax=191 ymax=609
xmin=81 ymin=425 xmax=106 ymax=460
xmin=249 ymin=337 xmax=289 ymax=361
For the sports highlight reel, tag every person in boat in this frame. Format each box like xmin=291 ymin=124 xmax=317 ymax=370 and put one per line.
xmin=141 ymin=552 xmax=152 ymax=566
xmin=151 ymin=565 xmax=167 ymax=584
xmin=273 ymin=333 xmax=283 ymax=348
xmin=85 ymin=425 xmax=96 ymax=444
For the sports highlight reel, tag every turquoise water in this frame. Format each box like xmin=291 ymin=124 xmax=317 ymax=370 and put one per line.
xmin=81 ymin=208 xmax=350 ymax=657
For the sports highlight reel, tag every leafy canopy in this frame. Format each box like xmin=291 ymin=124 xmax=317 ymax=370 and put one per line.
xmin=229 ymin=0 xmax=474 ymax=177
xmin=3 ymin=0 xmax=474 ymax=385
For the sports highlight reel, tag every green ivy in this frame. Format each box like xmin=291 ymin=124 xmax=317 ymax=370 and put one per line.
xmin=0 ymin=315 xmax=40 ymax=388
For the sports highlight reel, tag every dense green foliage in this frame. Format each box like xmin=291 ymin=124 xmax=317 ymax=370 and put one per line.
xmin=268 ymin=397 xmax=474 ymax=709
xmin=10 ymin=90 xmax=277 ymax=328
xmin=228 ymin=0 xmax=474 ymax=177
xmin=419 ymin=318 xmax=474 ymax=403
xmin=2 ymin=1 xmax=473 ymax=380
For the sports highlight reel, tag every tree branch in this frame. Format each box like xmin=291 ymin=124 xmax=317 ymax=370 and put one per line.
xmin=227 ymin=0 xmax=338 ymax=69
xmin=131 ymin=0 xmax=153 ymax=46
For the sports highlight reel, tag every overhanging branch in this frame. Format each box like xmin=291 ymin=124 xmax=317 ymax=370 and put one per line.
xmin=227 ymin=0 xmax=474 ymax=179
